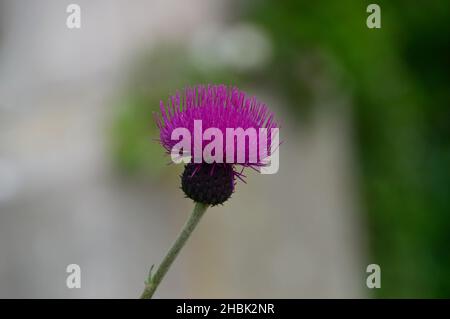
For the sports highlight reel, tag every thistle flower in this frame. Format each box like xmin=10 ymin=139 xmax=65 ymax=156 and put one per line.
xmin=155 ymin=84 xmax=278 ymax=205
xmin=141 ymin=84 xmax=279 ymax=299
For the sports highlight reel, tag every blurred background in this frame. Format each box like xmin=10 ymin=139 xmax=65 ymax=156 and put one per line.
xmin=0 ymin=0 xmax=449 ymax=298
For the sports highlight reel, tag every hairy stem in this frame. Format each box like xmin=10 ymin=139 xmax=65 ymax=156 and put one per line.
xmin=140 ymin=202 xmax=209 ymax=299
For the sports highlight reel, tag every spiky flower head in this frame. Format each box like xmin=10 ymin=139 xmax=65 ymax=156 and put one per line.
xmin=155 ymin=84 xmax=278 ymax=205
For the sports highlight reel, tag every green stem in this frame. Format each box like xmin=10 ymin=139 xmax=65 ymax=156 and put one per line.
xmin=140 ymin=202 xmax=209 ymax=299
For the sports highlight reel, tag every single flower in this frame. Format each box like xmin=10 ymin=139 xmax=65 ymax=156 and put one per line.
xmin=141 ymin=84 xmax=279 ymax=299
xmin=155 ymin=84 xmax=278 ymax=205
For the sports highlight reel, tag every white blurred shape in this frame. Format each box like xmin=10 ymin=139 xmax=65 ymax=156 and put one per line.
xmin=219 ymin=24 xmax=272 ymax=71
xmin=189 ymin=23 xmax=272 ymax=72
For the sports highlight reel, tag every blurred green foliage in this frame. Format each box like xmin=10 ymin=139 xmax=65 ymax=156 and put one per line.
xmin=243 ymin=0 xmax=450 ymax=297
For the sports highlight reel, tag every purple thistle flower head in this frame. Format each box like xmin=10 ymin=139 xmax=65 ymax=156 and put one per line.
xmin=155 ymin=84 xmax=279 ymax=205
